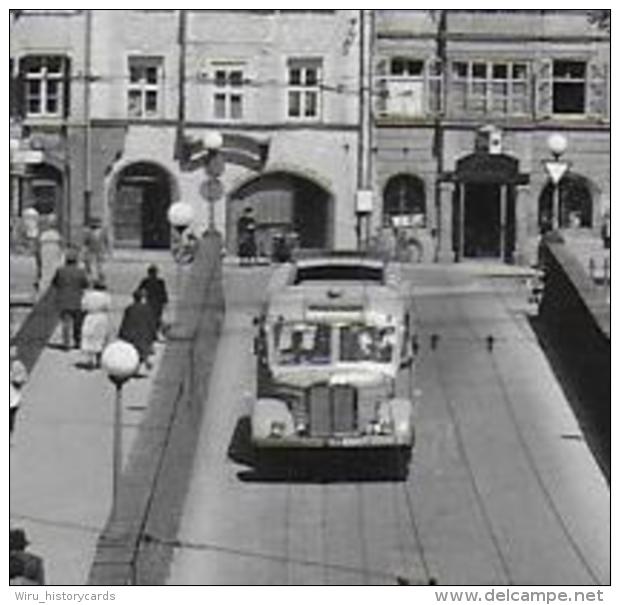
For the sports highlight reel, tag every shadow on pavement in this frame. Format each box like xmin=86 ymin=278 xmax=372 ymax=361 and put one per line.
xmin=228 ymin=416 xmax=411 ymax=483
xmin=47 ymin=342 xmax=70 ymax=351
xmin=528 ymin=316 xmax=610 ymax=484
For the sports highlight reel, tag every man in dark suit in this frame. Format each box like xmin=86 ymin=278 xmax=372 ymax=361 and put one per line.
xmin=237 ymin=206 xmax=257 ymax=265
xmin=51 ymin=249 xmax=89 ymax=350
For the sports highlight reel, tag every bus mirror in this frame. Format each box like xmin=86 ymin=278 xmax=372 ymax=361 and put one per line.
xmin=252 ymin=316 xmax=259 ymax=326
xmin=253 ymin=337 xmax=260 ymax=355
xmin=400 ymin=356 xmax=414 ymax=370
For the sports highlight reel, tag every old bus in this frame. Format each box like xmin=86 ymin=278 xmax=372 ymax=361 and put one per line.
xmin=251 ymin=255 xmax=418 ymax=463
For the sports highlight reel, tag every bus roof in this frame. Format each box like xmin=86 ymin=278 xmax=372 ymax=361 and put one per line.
xmin=266 ymin=281 xmax=405 ymax=324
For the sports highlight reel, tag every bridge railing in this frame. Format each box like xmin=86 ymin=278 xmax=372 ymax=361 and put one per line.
xmin=88 ymin=232 xmax=225 ymax=586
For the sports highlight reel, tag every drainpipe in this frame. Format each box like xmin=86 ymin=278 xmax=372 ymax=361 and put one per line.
xmin=433 ymin=9 xmax=447 ymax=259
xmin=82 ymin=8 xmax=93 ymax=233
xmin=357 ymin=9 xmax=373 ymax=249
xmin=174 ymin=9 xmax=187 ymax=162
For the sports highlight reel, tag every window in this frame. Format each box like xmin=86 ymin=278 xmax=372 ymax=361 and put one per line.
xmin=383 ymin=174 xmax=426 ymax=228
xmin=294 ymin=265 xmax=384 ymax=283
xmin=552 ymin=60 xmax=586 ymax=114
xmin=22 ymin=55 xmax=68 ymax=117
xmin=127 ymin=57 xmax=163 ymax=118
xmin=212 ymin=65 xmax=244 ymax=120
xmin=273 ymin=322 xmax=332 ymax=366
xmin=376 ymin=57 xmax=442 ymax=118
xmin=287 ymin=59 xmax=322 ymax=120
xmin=340 ymin=325 xmax=395 ymax=364
xmin=451 ymin=60 xmax=529 ymax=116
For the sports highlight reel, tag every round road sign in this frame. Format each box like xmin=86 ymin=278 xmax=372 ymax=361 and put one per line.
xmin=200 ymin=178 xmax=224 ymax=202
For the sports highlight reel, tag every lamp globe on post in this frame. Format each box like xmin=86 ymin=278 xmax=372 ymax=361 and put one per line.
xmin=167 ymin=201 xmax=195 ymax=323
xmin=547 ymin=132 xmax=568 ymax=160
xmin=203 ymin=130 xmax=223 ymax=152
xmin=544 ymin=133 xmax=570 ymax=231
xmin=101 ymin=340 xmax=140 ymax=516
xmin=167 ymin=200 xmax=194 ymax=235
xmin=202 ymin=131 xmax=225 ymax=232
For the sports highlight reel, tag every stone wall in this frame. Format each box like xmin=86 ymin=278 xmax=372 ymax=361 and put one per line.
xmin=538 ymin=237 xmax=610 ymax=472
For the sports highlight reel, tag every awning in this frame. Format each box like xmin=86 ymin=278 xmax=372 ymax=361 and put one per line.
xmin=442 ymin=152 xmax=529 ymax=185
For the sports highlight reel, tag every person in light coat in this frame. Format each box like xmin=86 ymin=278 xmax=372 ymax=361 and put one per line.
xmin=80 ymin=281 xmax=113 ymax=369
xmin=10 ymin=346 xmax=28 ymax=435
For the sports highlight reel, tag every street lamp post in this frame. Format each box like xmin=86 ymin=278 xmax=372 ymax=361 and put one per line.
xmin=201 ymin=131 xmax=225 ymax=232
xmin=543 ymin=133 xmax=570 ymax=231
xmin=167 ymin=201 xmax=195 ymax=323
xmin=101 ymin=340 xmax=140 ymax=517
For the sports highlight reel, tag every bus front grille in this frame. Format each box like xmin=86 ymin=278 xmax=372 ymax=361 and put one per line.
xmin=307 ymin=384 xmax=357 ymax=437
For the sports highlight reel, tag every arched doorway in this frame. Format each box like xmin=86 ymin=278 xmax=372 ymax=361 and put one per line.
xmin=228 ymin=172 xmax=332 ymax=256
xmin=112 ymin=162 xmax=175 ymax=249
xmin=447 ymin=152 xmax=528 ymax=262
xmin=539 ymin=173 xmax=593 ymax=229
xmin=382 ymin=174 xmax=426 ymax=228
xmin=27 ymin=163 xmax=64 ymax=223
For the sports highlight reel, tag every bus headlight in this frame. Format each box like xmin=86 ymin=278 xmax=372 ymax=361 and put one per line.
xmin=269 ymin=421 xmax=286 ymax=438
xmin=378 ymin=419 xmax=394 ymax=435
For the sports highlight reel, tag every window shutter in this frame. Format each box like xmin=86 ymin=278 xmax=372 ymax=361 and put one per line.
xmin=14 ymin=57 xmax=27 ymax=118
xmin=426 ymin=58 xmax=442 ymax=115
xmin=586 ymin=61 xmax=608 ymax=119
xmin=535 ymin=59 xmax=553 ymax=119
xmin=63 ymin=57 xmax=72 ymax=118
xmin=10 ymin=59 xmax=19 ymax=118
xmin=374 ymin=59 xmax=389 ymax=116
xmin=375 ymin=58 xmax=388 ymax=76
xmin=375 ymin=79 xmax=388 ymax=116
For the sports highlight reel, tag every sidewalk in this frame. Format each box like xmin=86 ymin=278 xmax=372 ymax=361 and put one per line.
xmin=9 ymin=251 xmax=180 ymax=585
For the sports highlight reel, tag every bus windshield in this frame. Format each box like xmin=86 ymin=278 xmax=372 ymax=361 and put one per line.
xmin=339 ymin=324 xmax=396 ymax=363
xmin=272 ymin=321 xmax=332 ymax=366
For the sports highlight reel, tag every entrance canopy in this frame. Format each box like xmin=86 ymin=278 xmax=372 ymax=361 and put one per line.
xmin=443 ymin=152 xmax=529 ymax=185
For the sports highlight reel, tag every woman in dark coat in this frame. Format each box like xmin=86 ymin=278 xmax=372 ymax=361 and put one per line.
xmin=118 ymin=289 xmax=157 ymax=370
xmin=138 ymin=264 xmax=169 ymax=336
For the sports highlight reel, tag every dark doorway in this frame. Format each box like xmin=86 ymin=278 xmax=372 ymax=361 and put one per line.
xmin=539 ymin=173 xmax=593 ymax=230
xmin=229 ymin=172 xmax=332 ymax=256
xmin=464 ymin=183 xmax=500 ymax=258
xmin=113 ymin=163 xmax=173 ymax=249
xmin=28 ymin=164 xmax=64 ymax=224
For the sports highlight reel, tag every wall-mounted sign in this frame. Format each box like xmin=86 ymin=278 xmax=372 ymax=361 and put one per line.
xmin=11 ymin=149 xmax=44 ymax=165
xmin=356 ymin=190 xmax=373 ymax=213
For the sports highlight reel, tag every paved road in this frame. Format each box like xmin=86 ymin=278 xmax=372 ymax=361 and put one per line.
xmin=167 ymin=263 xmax=609 ymax=586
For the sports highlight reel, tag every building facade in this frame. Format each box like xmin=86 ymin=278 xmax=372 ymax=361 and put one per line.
xmin=372 ymin=9 xmax=610 ymax=263
xmin=10 ymin=9 xmax=362 ymax=254
xmin=9 ymin=10 xmax=610 ymax=264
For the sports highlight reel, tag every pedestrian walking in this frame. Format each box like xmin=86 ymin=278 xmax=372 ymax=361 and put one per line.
xmin=22 ymin=207 xmax=42 ymax=289
xmin=118 ymin=289 xmax=157 ymax=372
xmin=9 ymin=529 xmax=45 ymax=585
xmin=80 ymin=281 xmax=113 ymax=369
xmin=10 ymin=346 xmax=28 ymax=435
xmin=51 ymin=249 xmax=89 ymax=350
xmin=82 ymin=218 xmax=109 ymax=283
xmin=138 ymin=265 xmax=169 ymax=337
xmin=237 ymin=206 xmax=257 ymax=265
